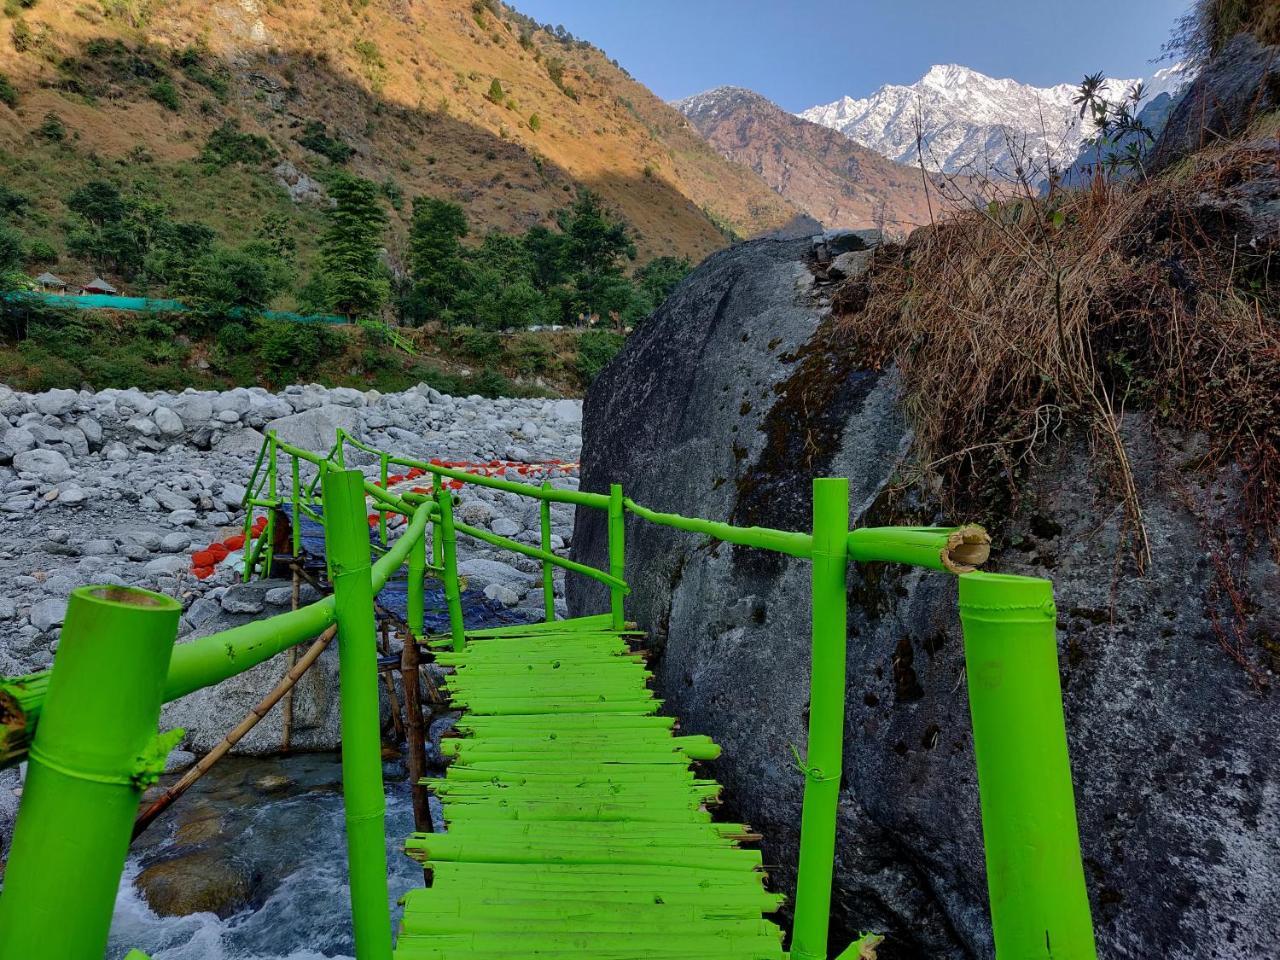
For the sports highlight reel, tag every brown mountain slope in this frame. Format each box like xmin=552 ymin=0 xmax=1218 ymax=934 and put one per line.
xmin=0 ymin=0 xmax=798 ymax=272
xmin=675 ymin=86 xmax=968 ymax=235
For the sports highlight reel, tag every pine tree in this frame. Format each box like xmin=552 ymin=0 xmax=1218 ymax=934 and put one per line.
xmin=316 ymin=173 xmax=389 ymax=319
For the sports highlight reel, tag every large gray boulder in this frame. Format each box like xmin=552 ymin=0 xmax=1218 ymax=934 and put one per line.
xmin=265 ymin=405 xmax=362 ymax=452
xmin=569 ymin=237 xmax=1280 ymax=959
xmin=1151 ymin=32 xmax=1280 ymax=171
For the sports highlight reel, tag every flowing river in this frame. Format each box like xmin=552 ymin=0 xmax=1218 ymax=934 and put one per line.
xmin=106 ymin=753 xmax=426 ymax=960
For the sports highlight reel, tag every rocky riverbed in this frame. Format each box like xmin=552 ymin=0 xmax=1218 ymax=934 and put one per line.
xmin=0 ymin=381 xmax=585 ymax=852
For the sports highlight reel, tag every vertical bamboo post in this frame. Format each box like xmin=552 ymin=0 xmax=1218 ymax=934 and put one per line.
xmin=378 ymin=453 xmax=389 ymax=546
xmin=291 ymin=453 xmax=302 ymax=558
xmin=281 ymin=564 xmax=301 ymax=753
xmin=334 ymin=428 xmax=346 ymax=468
xmin=402 ymin=533 xmax=431 ymax=834
xmin=408 ymin=521 xmax=427 ymax=639
xmin=322 ymin=468 xmax=393 ymax=960
xmin=0 ymin=586 xmax=181 ymax=959
xmin=958 ymin=572 xmax=1097 ymax=960
xmin=607 ymin=482 xmax=625 ymax=631
xmin=540 ymin=481 xmax=555 ymax=623
xmin=264 ymin=433 xmax=278 ymax=578
xmin=436 ymin=485 xmax=466 ymax=652
xmin=241 ymin=501 xmax=255 ymax=582
xmin=791 ymin=477 xmax=849 ymax=960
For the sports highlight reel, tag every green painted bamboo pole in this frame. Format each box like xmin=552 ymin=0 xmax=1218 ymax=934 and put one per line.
xmin=322 ymin=468 xmax=393 ymax=960
xmin=436 ymin=485 xmax=466 ymax=652
xmin=791 ymin=477 xmax=850 ymax=960
xmin=540 ymin=480 xmax=555 ymax=623
xmin=264 ymin=434 xmax=278 ymax=578
xmin=408 ymin=524 xmax=426 ymax=638
xmin=379 ymin=453 xmax=389 ymax=546
xmin=240 ymin=500 xmax=255 ymax=582
xmin=623 ymin=497 xmax=814 ymax=559
xmin=847 ymin=525 xmax=990 ymax=573
xmin=958 ymin=572 xmax=1097 ymax=960
xmin=0 ymin=585 xmax=181 ymax=959
xmin=608 ymin=483 xmax=626 ymax=631
xmin=291 ymin=453 xmax=302 ymax=558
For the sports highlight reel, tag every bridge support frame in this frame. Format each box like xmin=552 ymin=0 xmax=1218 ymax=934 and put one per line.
xmin=0 ymin=585 xmax=181 ymax=960
xmin=791 ymin=477 xmax=850 ymax=960
xmin=436 ymin=485 xmax=466 ymax=652
xmin=325 ymin=468 xmax=394 ymax=960
xmin=959 ymin=572 xmax=1097 ymax=959
xmin=608 ymin=482 xmax=626 ymax=630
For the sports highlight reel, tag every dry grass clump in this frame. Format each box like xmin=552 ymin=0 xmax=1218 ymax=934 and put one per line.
xmin=835 ymin=142 xmax=1280 ymax=568
xmin=1170 ymin=0 xmax=1280 ymax=63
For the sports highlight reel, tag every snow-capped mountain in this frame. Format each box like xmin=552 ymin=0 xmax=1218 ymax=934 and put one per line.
xmin=799 ymin=63 xmax=1194 ymax=178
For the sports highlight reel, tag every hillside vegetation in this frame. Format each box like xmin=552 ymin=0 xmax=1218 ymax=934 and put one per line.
xmin=0 ymin=0 xmax=797 ymax=298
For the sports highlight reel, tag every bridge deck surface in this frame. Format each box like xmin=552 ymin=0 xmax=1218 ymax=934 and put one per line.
xmin=394 ymin=614 xmax=786 ymax=960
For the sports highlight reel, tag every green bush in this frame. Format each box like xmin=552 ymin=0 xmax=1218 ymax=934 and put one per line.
xmin=575 ymin=330 xmax=624 ymax=385
xmin=34 ymin=112 xmax=64 ymax=141
xmin=458 ymin=327 xmax=501 ymax=358
xmin=254 ymin=320 xmax=343 ymax=382
xmin=296 ymin=120 xmax=353 ymax=164
xmin=23 ymin=237 xmax=56 ymax=265
xmin=486 ymin=77 xmax=504 ymax=104
xmin=200 ymin=120 xmax=276 ymax=169
xmin=149 ymin=77 xmax=179 ymax=110
xmin=528 ymin=112 xmax=541 ymax=132
xmin=0 ymin=73 xmax=17 ymax=108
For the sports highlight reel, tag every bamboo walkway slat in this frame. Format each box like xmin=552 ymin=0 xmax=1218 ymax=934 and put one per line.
xmin=394 ymin=616 xmax=785 ymax=960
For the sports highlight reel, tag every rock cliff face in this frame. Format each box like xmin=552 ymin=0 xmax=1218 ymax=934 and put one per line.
xmin=569 ymin=236 xmax=1280 ymax=958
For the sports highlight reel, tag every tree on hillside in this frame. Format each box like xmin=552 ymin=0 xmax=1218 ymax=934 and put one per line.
xmin=406 ymin=197 xmax=470 ymax=323
xmin=308 ymin=173 xmax=388 ymax=319
xmin=179 ymin=242 xmax=293 ymax=322
xmin=634 ymin=255 xmax=692 ymax=311
xmin=0 ymin=225 xmax=27 ymax=291
xmin=556 ymin=189 xmax=637 ymax=321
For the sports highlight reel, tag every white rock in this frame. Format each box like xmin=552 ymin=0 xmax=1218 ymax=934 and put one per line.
xmin=76 ymin=416 xmax=103 ymax=448
xmin=13 ymin=448 xmax=71 ymax=482
xmin=103 ymin=441 xmax=131 ymax=462
xmin=29 ymin=597 xmax=68 ymax=632
xmin=144 ymin=555 xmax=189 ymax=577
xmin=160 ymin=532 xmax=192 ymax=553
xmin=491 ymin=517 xmax=521 ymax=537
xmin=58 ymin=485 xmax=88 ymax=506
xmin=33 ymin=389 xmax=78 ymax=417
xmin=553 ymin=399 xmax=582 ymax=423
xmin=153 ymin=407 xmax=184 ymax=436
xmin=483 ymin=583 xmax=522 ymax=606
xmin=2 ymin=428 xmax=35 ymax=455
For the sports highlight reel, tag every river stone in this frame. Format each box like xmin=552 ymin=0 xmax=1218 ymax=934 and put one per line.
xmin=570 ymin=236 xmax=1280 ymax=959
xmin=32 ymin=388 xmax=77 ymax=417
xmin=76 ymin=416 xmax=103 ymax=448
xmin=29 ymin=597 xmax=68 ymax=632
xmin=265 ymin=405 xmax=362 ymax=451
xmin=144 ymin=555 xmax=188 ymax=577
xmin=153 ymin=406 xmax=184 ymax=436
xmin=135 ymin=850 xmax=252 ymax=919
xmin=213 ymin=428 xmax=266 ymax=456
xmin=171 ymin=395 xmax=214 ymax=427
xmin=12 ymin=448 xmax=71 ymax=482
xmin=2 ymin=428 xmax=35 ymax=455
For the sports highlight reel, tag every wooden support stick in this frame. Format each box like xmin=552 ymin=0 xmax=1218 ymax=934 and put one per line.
xmin=380 ymin=620 xmax=407 ymax=743
xmin=401 ymin=631 xmax=432 ymax=833
xmin=131 ymin=625 xmax=337 ymax=840
xmin=281 ymin=566 xmax=302 ymax=753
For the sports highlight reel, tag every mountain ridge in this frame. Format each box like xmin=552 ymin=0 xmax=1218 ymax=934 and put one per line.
xmin=673 ymin=85 xmax=965 ymax=234
xmin=0 ymin=0 xmax=800 ymax=290
xmin=799 ymin=62 xmax=1193 ymax=178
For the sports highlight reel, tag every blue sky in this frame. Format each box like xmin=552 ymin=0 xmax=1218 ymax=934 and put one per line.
xmin=509 ymin=0 xmax=1192 ymax=111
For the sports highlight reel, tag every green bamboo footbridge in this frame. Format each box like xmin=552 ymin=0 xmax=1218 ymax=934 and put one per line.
xmin=0 ymin=430 xmax=1099 ymax=960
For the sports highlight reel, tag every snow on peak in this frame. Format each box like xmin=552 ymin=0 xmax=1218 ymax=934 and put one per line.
xmin=797 ymin=63 xmax=1193 ymax=177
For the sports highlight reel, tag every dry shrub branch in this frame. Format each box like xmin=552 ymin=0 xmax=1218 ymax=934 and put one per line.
xmin=835 ymin=141 xmax=1280 ymax=568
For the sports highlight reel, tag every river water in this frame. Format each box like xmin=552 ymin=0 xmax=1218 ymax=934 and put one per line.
xmin=106 ymin=754 xmax=426 ymax=960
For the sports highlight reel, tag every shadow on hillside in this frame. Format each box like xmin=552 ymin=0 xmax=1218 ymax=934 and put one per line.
xmin=29 ymin=33 xmax=733 ymax=263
